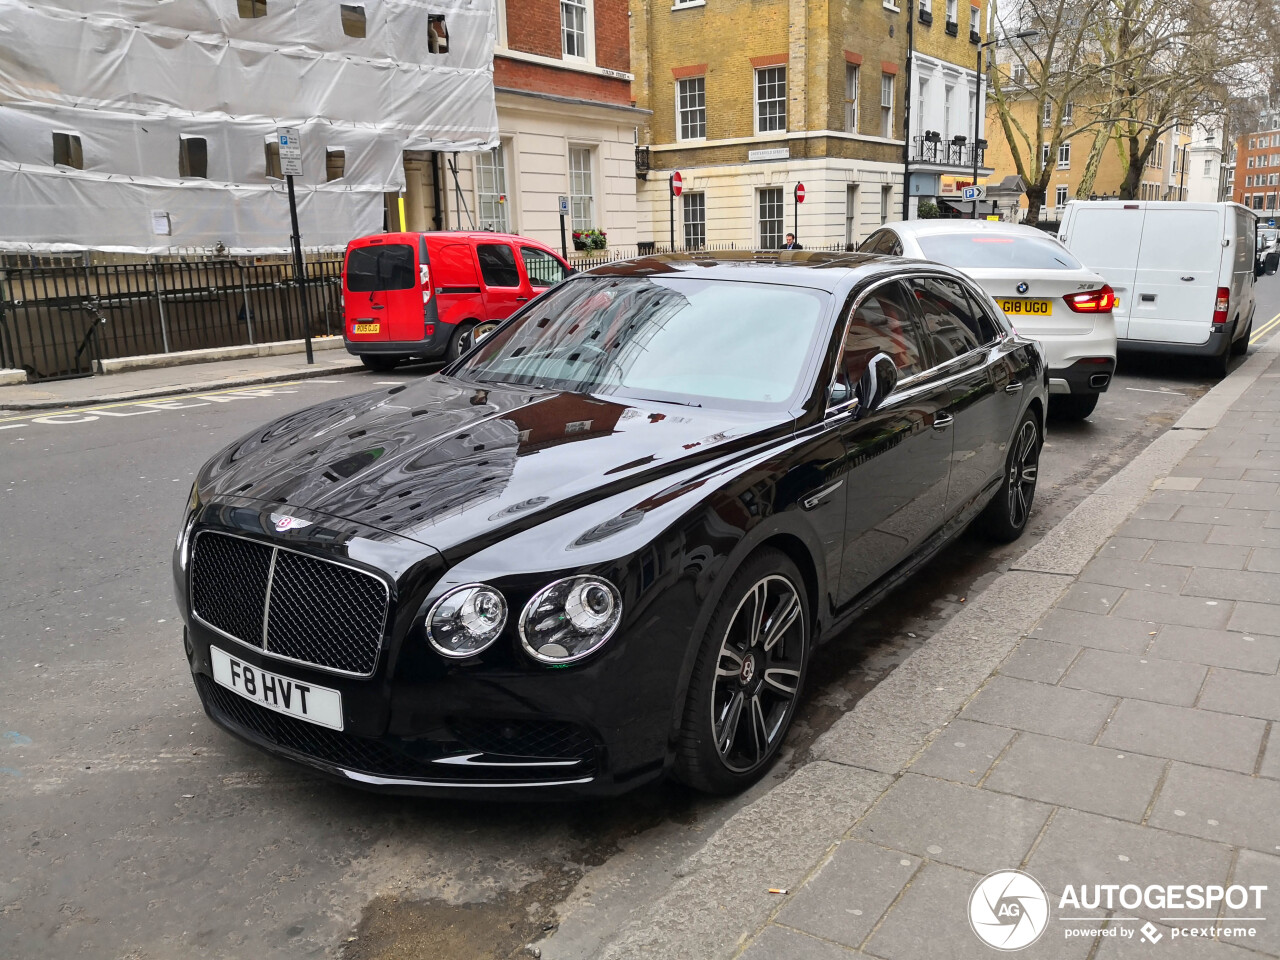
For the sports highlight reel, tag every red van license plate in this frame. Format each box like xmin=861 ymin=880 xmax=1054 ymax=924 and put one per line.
xmin=352 ymin=322 xmax=380 ymax=334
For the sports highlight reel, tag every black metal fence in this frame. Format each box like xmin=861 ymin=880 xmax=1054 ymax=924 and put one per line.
xmin=0 ymin=258 xmax=343 ymax=381
xmin=566 ymin=241 xmax=850 ymax=270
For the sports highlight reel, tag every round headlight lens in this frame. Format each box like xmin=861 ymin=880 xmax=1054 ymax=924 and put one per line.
xmin=426 ymin=584 xmax=508 ymax=658
xmin=519 ymin=575 xmax=623 ymax=664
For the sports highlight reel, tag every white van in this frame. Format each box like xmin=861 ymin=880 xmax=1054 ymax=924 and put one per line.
xmin=1057 ymin=201 xmax=1258 ymax=374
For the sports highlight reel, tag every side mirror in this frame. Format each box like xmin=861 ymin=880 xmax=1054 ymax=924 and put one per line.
xmin=1257 ymin=261 xmax=1266 ymax=279
xmin=855 ymin=353 xmax=898 ymax=417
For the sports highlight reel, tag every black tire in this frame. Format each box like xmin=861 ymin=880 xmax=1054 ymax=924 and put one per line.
xmin=978 ymin=410 xmax=1041 ymax=543
xmin=1232 ymin=317 xmax=1251 ymax=356
xmin=1051 ymin=392 xmax=1098 ymax=420
xmin=673 ymin=549 xmax=810 ymax=795
xmin=1209 ymin=327 xmax=1233 ymax=378
xmin=360 ymin=355 xmax=400 ymax=373
xmin=446 ymin=322 xmax=477 ymax=363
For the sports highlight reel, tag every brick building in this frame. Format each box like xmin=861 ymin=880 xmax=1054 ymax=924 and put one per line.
xmin=631 ymin=0 xmax=926 ymax=250
xmin=399 ymin=0 xmax=645 ymax=252
xmin=1233 ymin=119 xmax=1280 ymax=214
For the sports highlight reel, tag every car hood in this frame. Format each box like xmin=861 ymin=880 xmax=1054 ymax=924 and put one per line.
xmin=198 ymin=376 xmax=791 ymax=554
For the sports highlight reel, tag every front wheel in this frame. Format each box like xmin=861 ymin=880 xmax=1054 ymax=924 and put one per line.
xmin=674 ymin=550 xmax=809 ymax=795
xmin=978 ymin=411 xmax=1041 ymax=543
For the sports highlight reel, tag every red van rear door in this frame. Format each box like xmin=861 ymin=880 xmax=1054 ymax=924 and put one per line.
xmin=344 ymin=238 xmax=421 ymax=344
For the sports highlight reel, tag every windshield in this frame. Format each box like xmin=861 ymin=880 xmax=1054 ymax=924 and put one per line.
xmin=346 ymin=243 xmax=416 ymax=292
xmin=917 ymin=233 xmax=1083 ymax=270
xmin=450 ymin=275 xmax=830 ymax=409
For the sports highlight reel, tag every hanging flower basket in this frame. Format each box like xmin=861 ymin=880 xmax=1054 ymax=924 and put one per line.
xmin=572 ymin=228 xmax=608 ymax=251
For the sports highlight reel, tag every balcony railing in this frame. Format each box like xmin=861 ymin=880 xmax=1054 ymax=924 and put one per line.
xmin=912 ymin=136 xmax=985 ymax=168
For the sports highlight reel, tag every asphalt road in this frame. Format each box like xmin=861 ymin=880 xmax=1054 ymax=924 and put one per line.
xmin=3 ymin=275 xmax=1278 ymax=960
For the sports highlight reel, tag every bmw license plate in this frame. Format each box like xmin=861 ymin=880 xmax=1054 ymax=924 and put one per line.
xmin=998 ymin=298 xmax=1053 ymax=316
xmin=210 ymin=646 xmax=343 ymax=730
xmin=352 ymin=322 xmax=379 ymax=334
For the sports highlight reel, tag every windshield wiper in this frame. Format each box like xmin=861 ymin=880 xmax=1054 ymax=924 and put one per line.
xmin=634 ymin=396 xmax=703 ymax=408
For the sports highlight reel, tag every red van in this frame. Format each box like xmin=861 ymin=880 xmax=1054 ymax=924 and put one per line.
xmin=342 ymin=231 xmax=574 ymax=371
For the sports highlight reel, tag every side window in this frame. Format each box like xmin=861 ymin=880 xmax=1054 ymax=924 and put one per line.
xmin=924 ymin=276 xmax=1003 ymax=344
xmin=907 ymin=277 xmax=983 ymax=363
xmin=860 ymin=230 xmax=901 ymax=256
xmin=838 ymin=281 xmax=927 ymax=396
xmin=962 ymin=286 xmax=1010 ymax=342
xmin=521 ymin=247 xmax=569 ymax=287
xmin=476 ymin=243 xmax=520 ymax=288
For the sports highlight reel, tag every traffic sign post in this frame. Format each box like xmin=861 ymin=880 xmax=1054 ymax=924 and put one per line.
xmin=670 ymin=172 xmax=682 ymax=251
xmin=277 ymin=127 xmax=313 ymax=364
xmin=794 ymin=183 xmax=805 ymax=245
xmin=558 ymin=195 xmax=569 ymax=259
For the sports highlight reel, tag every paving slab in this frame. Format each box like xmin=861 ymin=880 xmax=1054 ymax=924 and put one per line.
xmin=1110 ymin=590 xmax=1235 ymax=630
xmin=1249 ymin=547 xmax=1280 ymax=573
xmin=982 ymin=732 xmax=1165 ymax=822
xmin=1077 ymin=557 xmax=1190 ymax=594
xmin=1092 ymin=922 xmax=1268 ymax=959
xmin=1175 ymin=506 xmax=1274 ymax=527
xmin=958 ymin=675 xmax=1116 ymax=742
xmin=1056 ymin=581 xmax=1126 ymax=614
xmin=739 ymin=924 xmax=860 ymax=960
xmin=1146 ymin=624 xmax=1280 ymax=674
xmin=1148 ymin=763 xmax=1280 ymax=852
xmin=908 ymin=719 xmax=1015 ymax=785
xmin=1221 ymin=849 xmax=1280 ymax=956
xmin=1060 ymin=648 xmax=1207 ymax=706
xmin=1029 ymin=608 xmax=1154 ymax=654
xmin=997 ymin=638 xmax=1081 ymax=684
xmin=1228 ymin=600 xmax=1280 ymax=635
xmin=1098 ymin=699 xmax=1265 ymax=773
xmin=1146 ymin=541 xmax=1252 ymax=569
xmin=1183 ymin=567 xmax=1280 ymax=604
xmin=1197 ymin=668 xmax=1280 ymax=721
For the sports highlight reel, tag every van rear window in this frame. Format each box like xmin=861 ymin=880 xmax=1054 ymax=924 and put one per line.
xmin=917 ymin=233 xmax=1082 ymax=270
xmin=346 ymin=244 xmax=416 ymax=291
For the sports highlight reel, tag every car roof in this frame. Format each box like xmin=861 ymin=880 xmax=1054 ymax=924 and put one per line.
xmin=348 ymin=231 xmax=557 ymax=246
xmin=886 ymin=220 xmax=1054 ymax=241
xmin=577 ymin=250 xmax=974 ymax=294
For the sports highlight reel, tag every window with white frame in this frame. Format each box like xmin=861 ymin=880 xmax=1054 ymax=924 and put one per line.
xmin=475 ymin=144 xmax=510 ymax=232
xmin=1204 ymin=157 xmax=1213 ymax=176
xmin=968 ymin=89 xmax=976 ymax=140
xmin=919 ymin=0 xmax=931 ymax=14
xmin=944 ymin=84 xmax=954 ymax=139
xmin=1249 ymin=156 xmax=1256 ymax=168
xmin=677 ymin=76 xmax=706 ymax=140
xmin=880 ymin=184 xmax=893 ymax=224
xmin=970 ymin=3 xmax=980 ymax=31
xmin=845 ymin=64 xmax=860 ymax=132
xmin=1013 ymin=64 xmax=1027 ymax=85
xmin=917 ymin=78 xmax=928 ymax=134
xmin=1063 ymin=102 xmax=1073 ymax=125
xmin=569 ymin=146 xmax=594 ymax=232
xmin=845 ymin=184 xmax=859 ymax=247
xmin=1272 ymin=173 xmax=1279 ymax=186
xmin=755 ymin=66 xmax=787 ymax=133
xmin=946 ymin=0 xmax=958 ymax=24
xmin=1155 ymin=140 xmax=1164 ymax=168
xmin=881 ymin=73 xmax=895 ymax=138
xmin=1057 ymin=141 xmax=1070 ymax=169
xmin=759 ymin=187 xmax=784 ymax=248
xmin=1042 ymin=100 xmax=1052 ymax=126
xmin=1056 ymin=184 xmax=1068 ymax=207
xmin=683 ymin=192 xmax=706 ymax=249
xmin=1247 ymin=174 xmax=1254 ymax=187
xmin=1249 ymin=138 xmax=1256 ymax=149
xmin=561 ymin=0 xmax=588 ymax=60
xmin=1041 ymin=143 xmax=1050 ymax=167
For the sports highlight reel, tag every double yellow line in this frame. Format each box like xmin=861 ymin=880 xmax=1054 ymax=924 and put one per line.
xmin=1251 ymin=310 xmax=1280 ymax=345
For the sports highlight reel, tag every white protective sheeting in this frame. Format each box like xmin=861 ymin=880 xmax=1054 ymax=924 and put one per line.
xmin=0 ymin=0 xmax=498 ymax=253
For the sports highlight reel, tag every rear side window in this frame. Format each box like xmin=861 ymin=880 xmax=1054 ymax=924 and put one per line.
xmin=521 ymin=247 xmax=569 ymax=287
xmin=842 ymin=281 xmax=926 ymax=383
xmin=346 ymin=244 xmax=416 ymax=291
xmin=477 ymin=243 xmax=521 ymax=287
xmin=916 ymin=233 xmax=1082 ymax=270
xmin=861 ymin=230 xmax=903 ymax=256
xmin=907 ymin=277 xmax=983 ymax=362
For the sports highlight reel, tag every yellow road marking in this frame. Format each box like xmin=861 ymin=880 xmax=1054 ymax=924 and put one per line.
xmin=1250 ymin=311 xmax=1280 ymax=345
xmin=0 ymin=380 xmax=307 ymax=425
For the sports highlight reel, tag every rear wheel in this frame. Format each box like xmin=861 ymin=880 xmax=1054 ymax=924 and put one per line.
xmin=360 ymin=355 xmax=400 ymax=373
xmin=674 ymin=549 xmax=809 ymax=795
xmin=1232 ymin=317 xmax=1251 ymax=356
xmin=978 ymin=411 xmax=1041 ymax=543
xmin=446 ymin=322 xmax=477 ymax=363
xmin=1209 ymin=325 xmax=1234 ymax=378
xmin=1051 ymin=392 xmax=1098 ymax=420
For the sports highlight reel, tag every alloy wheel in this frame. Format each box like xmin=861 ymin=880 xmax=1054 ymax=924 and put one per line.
xmin=1007 ymin=419 xmax=1040 ymax=530
xmin=711 ymin=574 xmax=806 ymax=774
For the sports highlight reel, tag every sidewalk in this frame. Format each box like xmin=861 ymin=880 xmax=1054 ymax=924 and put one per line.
xmin=587 ymin=341 xmax=1280 ymax=960
xmin=0 ymin=340 xmax=364 ymax=411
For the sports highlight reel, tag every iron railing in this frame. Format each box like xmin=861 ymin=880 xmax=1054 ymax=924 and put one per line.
xmin=912 ymin=137 xmax=986 ymax=168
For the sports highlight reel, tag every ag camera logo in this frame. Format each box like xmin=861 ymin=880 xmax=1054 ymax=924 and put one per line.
xmin=969 ymin=870 xmax=1050 ymax=951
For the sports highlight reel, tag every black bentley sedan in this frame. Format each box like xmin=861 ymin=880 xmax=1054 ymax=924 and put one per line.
xmin=174 ymin=252 xmax=1047 ymax=797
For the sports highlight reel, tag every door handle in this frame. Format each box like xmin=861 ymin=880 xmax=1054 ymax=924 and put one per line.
xmin=1004 ymin=380 xmax=1024 ymax=394
xmin=932 ymin=413 xmax=954 ymax=431
xmin=1180 ymin=276 xmax=1195 ymax=281
xmin=516 ymin=296 xmax=530 ymax=302
xmin=802 ymin=479 xmax=844 ymax=510
xmin=369 ymin=303 xmax=385 ymax=309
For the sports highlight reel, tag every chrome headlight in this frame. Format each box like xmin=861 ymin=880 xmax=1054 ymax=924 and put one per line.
xmin=426 ymin=584 xmax=508 ymax=658
xmin=519 ymin=575 xmax=623 ymax=665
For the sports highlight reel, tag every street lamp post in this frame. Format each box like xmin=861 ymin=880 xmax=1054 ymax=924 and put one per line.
xmin=972 ymin=29 xmax=1039 ymax=219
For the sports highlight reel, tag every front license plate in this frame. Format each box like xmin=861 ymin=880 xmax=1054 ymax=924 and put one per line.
xmin=352 ymin=322 xmax=379 ymax=334
xmin=210 ymin=646 xmax=343 ymax=730
xmin=998 ymin=298 xmax=1054 ymax=316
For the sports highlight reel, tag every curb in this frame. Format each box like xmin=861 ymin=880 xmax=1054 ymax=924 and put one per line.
xmin=585 ymin=340 xmax=1280 ymax=960
xmin=0 ymin=361 xmax=365 ymax=412
xmin=97 ymin=336 xmax=345 ymax=375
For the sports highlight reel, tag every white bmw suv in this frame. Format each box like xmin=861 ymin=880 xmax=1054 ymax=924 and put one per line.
xmin=861 ymin=219 xmax=1118 ymax=419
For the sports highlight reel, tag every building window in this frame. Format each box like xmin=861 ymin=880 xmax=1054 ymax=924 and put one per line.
xmin=1063 ymin=102 xmax=1073 ymax=125
xmin=1041 ymin=143 xmax=1050 ymax=167
xmin=755 ymin=66 xmax=787 ymax=134
xmin=944 ymin=84 xmax=954 ymax=139
xmin=326 ymin=148 xmax=346 ymax=182
xmin=476 ymin=145 xmax=510 ymax=233
xmin=178 ymin=137 xmax=207 ymax=178
xmin=1249 ymin=138 xmax=1256 ymax=149
xmin=845 ymin=184 xmax=859 ymax=247
xmin=263 ymin=138 xmax=282 ymax=179
xmin=1249 ymin=156 xmax=1256 ymax=169
xmin=970 ymin=3 xmax=980 ymax=30
xmin=237 ymin=0 xmax=267 ymax=17
xmin=569 ymin=146 xmax=594 ymax=232
xmin=1056 ymin=185 xmax=1068 ymax=207
xmin=1247 ymin=175 xmax=1254 ymax=187
xmin=946 ymin=0 xmax=958 ymax=25
xmin=677 ymin=77 xmax=706 ymax=140
xmin=1013 ymin=64 xmax=1027 ymax=85
xmin=1042 ymin=100 xmax=1052 ymax=126
xmin=758 ymin=187 xmax=784 ymax=248
xmin=881 ymin=184 xmax=893 ymax=224
xmin=340 ymin=4 xmax=366 ymax=37
xmin=561 ymin=0 xmax=588 ymax=59
xmin=968 ymin=90 xmax=976 ymax=141
xmin=52 ymin=132 xmax=83 ymax=169
xmin=1057 ymin=142 xmax=1070 ymax=169
xmin=919 ymin=0 xmax=931 ymax=15
xmin=683 ymin=192 xmax=705 ymax=249
xmin=428 ymin=14 xmax=449 ymax=53
xmin=917 ymin=78 xmax=928 ymax=135
xmin=1155 ymin=140 xmax=1164 ymax=169
xmin=845 ymin=64 xmax=860 ymax=133
xmin=881 ymin=74 xmax=895 ymax=138
xmin=1204 ymin=157 xmax=1214 ymax=176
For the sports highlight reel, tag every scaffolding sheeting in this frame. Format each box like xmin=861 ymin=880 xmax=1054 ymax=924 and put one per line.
xmin=0 ymin=0 xmax=498 ymax=253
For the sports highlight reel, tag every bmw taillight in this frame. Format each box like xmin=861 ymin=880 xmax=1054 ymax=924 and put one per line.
xmin=1064 ymin=285 xmax=1116 ymax=313
xmin=1213 ymin=287 xmax=1230 ymax=324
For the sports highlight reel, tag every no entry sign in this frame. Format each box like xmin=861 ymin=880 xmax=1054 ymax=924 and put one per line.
xmin=671 ymin=171 xmax=683 ymax=197
xmin=795 ymin=183 xmax=806 ymax=203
